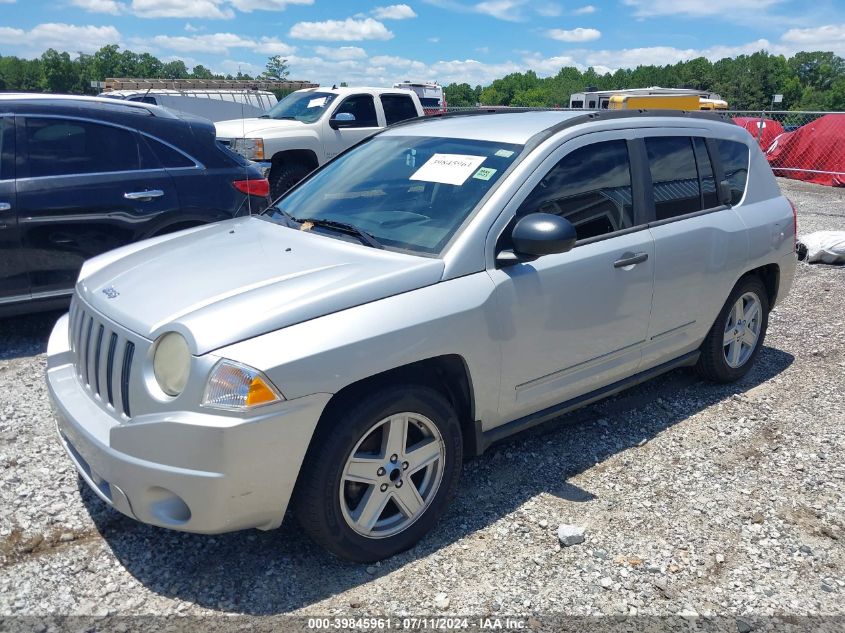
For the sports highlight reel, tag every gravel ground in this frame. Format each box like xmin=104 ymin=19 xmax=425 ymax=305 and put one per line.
xmin=0 ymin=178 xmax=843 ymax=627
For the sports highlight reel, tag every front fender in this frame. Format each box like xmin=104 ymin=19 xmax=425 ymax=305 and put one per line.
xmin=212 ymin=273 xmax=504 ymax=429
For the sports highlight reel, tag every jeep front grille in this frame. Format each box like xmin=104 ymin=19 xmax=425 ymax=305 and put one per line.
xmin=69 ymin=297 xmax=136 ymax=418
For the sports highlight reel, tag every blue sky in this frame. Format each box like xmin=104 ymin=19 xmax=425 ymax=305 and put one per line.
xmin=1 ymin=0 xmax=844 ymax=86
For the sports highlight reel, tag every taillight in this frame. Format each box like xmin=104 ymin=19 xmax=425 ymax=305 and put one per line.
xmin=233 ymin=178 xmax=270 ymax=197
xmin=787 ymin=197 xmax=797 ymax=249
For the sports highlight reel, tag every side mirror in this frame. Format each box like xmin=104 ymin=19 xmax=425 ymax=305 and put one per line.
xmin=329 ymin=112 xmax=356 ymax=129
xmin=497 ymin=213 xmax=578 ymax=267
xmin=718 ymin=179 xmax=733 ymax=205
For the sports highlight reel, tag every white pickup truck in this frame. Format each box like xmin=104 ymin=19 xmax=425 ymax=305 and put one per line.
xmin=216 ymin=86 xmax=425 ymax=198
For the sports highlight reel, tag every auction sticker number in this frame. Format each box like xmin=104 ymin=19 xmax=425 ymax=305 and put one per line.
xmin=410 ymin=154 xmax=487 ymax=186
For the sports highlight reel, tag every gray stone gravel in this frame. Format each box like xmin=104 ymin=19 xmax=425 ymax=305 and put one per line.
xmin=0 ymin=178 xmax=843 ymax=621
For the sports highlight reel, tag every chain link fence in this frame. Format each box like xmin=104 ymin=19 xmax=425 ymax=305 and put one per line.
xmin=423 ymin=107 xmax=845 ymax=187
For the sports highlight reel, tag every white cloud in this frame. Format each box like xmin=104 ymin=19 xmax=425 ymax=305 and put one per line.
xmin=288 ymin=17 xmax=394 ymax=41
xmin=0 ymin=0 xmax=17 ymax=3
xmin=545 ymin=27 xmax=601 ymax=42
xmin=622 ymin=0 xmax=781 ymax=18
xmin=372 ymin=3 xmax=417 ymax=19
xmin=130 ymin=0 xmax=234 ymax=19
xmin=68 ymin=0 xmax=122 ymax=14
xmin=781 ymin=24 xmax=845 ymax=54
xmin=217 ymin=59 xmax=265 ymax=76
xmin=573 ymin=4 xmax=595 ymax=14
xmin=0 ymin=23 xmax=121 ymax=54
xmin=228 ymin=0 xmax=313 ymax=12
xmin=150 ymin=32 xmax=297 ymax=56
xmin=258 ymin=37 xmax=297 ymax=55
xmin=474 ymin=0 xmax=523 ymax=21
xmin=184 ymin=22 xmax=199 ymax=31
xmin=428 ymin=36 xmax=440 ymax=43
xmin=151 ymin=32 xmax=255 ymax=53
xmin=312 ymin=45 xmax=368 ymax=60
xmin=534 ymin=2 xmax=561 ymax=17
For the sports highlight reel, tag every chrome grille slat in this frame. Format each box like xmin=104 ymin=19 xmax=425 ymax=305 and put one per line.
xmin=82 ymin=317 xmax=93 ymax=385
xmin=121 ymin=342 xmax=135 ymax=418
xmin=105 ymin=332 xmax=118 ymax=406
xmin=111 ymin=336 xmax=126 ymax=415
xmin=93 ymin=325 xmax=105 ymax=396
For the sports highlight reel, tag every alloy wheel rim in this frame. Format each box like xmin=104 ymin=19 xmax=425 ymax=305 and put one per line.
xmin=339 ymin=412 xmax=446 ymax=539
xmin=723 ymin=292 xmax=762 ymax=368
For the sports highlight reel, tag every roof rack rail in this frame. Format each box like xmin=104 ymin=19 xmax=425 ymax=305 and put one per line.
xmin=386 ymin=106 xmax=736 ymax=133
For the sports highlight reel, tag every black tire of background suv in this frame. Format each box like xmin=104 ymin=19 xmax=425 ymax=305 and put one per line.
xmin=292 ymin=385 xmax=463 ymax=562
xmin=696 ymin=275 xmax=770 ymax=383
xmin=269 ymin=161 xmax=311 ymax=200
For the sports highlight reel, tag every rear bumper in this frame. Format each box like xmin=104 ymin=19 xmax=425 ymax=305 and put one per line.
xmin=47 ymin=313 xmax=330 ymax=534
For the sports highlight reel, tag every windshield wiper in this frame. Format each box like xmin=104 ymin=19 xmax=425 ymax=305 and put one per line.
xmin=269 ymin=206 xmax=300 ymax=227
xmin=303 ymin=218 xmax=384 ymax=249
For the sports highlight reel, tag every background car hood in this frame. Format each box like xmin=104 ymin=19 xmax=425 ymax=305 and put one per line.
xmin=77 ymin=217 xmax=444 ymax=355
xmin=215 ymin=118 xmax=304 ymax=138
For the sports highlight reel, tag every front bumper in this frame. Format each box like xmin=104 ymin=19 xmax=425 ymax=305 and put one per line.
xmin=46 ymin=313 xmax=330 ymax=534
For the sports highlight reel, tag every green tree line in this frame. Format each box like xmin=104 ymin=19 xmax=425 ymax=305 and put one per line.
xmin=444 ymin=51 xmax=845 ymax=111
xmin=2 ymin=46 xmax=843 ymax=111
xmin=0 ymin=46 xmax=288 ymax=94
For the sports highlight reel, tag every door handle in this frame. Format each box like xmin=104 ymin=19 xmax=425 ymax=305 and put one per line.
xmin=613 ymin=252 xmax=649 ymax=268
xmin=124 ymin=190 xmax=164 ymax=201
xmin=0 ymin=202 xmax=10 ymax=212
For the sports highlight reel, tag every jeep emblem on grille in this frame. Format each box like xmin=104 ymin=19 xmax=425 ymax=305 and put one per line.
xmin=102 ymin=286 xmax=120 ymax=299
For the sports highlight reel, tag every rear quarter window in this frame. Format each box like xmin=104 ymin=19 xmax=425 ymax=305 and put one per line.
xmin=715 ymin=139 xmax=750 ymax=205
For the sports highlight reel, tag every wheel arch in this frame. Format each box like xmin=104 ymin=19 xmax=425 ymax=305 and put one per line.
xmin=270 ymin=148 xmax=320 ymax=171
xmin=310 ymin=355 xmax=481 ymax=459
xmin=743 ymin=263 xmax=780 ymax=308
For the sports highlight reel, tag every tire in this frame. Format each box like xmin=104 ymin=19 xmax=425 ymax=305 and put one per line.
xmin=293 ymin=385 xmax=463 ymax=562
xmin=696 ymin=275 xmax=770 ymax=383
xmin=269 ymin=161 xmax=311 ymax=200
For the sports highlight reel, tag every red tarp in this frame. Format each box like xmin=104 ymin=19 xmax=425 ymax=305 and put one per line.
xmin=733 ymin=117 xmax=784 ymax=151
xmin=765 ymin=114 xmax=845 ymax=187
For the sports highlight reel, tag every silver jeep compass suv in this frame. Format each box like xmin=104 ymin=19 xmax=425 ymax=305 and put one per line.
xmin=47 ymin=110 xmax=797 ymax=561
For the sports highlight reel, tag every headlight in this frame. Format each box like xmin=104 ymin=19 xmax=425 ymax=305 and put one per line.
xmin=153 ymin=332 xmax=191 ymax=397
xmin=231 ymin=138 xmax=264 ymax=161
xmin=202 ymin=360 xmax=284 ymax=411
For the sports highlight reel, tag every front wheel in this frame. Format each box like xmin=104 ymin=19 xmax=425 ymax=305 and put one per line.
xmin=269 ymin=161 xmax=311 ymax=200
xmin=696 ymin=275 xmax=770 ymax=382
xmin=293 ymin=385 xmax=463 ymax=562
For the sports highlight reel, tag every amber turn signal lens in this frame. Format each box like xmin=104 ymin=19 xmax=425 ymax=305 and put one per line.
xmin=246 ymin=376 xmax=279 ymax=407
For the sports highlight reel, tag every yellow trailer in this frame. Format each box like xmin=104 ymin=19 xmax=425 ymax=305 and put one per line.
xmin=608 ymin=94 xmax=701 ymax=110
xmin=699 ymin=97 xmax=729 ymax=110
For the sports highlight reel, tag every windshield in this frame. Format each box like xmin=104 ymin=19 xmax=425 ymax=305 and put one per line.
xmin=420 ymin=97 xmax=442 ymax=108
xmin=263 ymin=135 xmax=523 ymax=255
xmin=263 ymin=91 xmax=337 ymax=123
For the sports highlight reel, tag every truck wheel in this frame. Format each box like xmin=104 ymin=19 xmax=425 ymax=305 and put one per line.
xmin=269 ymin=161 xmax=310 ymax=200
xmin=293 ymin=385 xmax=463 ymax=562
xmin=696 ymin=275 xmax=769 ymax=383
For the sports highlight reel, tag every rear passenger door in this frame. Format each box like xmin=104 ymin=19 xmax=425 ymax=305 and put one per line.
xmin=322 ymin=94 xmax=382 ymax=161
xmin=15 ymin=115 xmax=179 ymax=297
xmin=639 ymin=133 xmax=749 ymax=369
xmin=0 ymin=115 xmax=29 ymax=305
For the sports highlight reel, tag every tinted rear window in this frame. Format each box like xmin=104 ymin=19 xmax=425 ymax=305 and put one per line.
xmin=645 ymin=136 xmax=702 ymax=220
xmin=381 ymin=95 xmax=419 ymax=125
xmin=25 ymin=117 xmax=139 ymax=178
xmin=142 ymin=135 xmax=195 ymax=168
xmin=715 ymin=139 xmax=749 ymax=205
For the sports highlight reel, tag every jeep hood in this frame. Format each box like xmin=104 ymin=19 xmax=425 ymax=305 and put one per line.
xmin=77 ymin=217 xmax=444 ymax=355
xmin=215 ymin=117 xmax=305 ymax=139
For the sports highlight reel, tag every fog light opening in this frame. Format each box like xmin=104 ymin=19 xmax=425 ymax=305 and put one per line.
xmin=147 ymin=487 xmax=191 ymax=525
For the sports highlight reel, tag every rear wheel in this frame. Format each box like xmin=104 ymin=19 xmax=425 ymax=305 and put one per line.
xmin=269 ymin=160 xmax=311 ymax=199
xmin=293 ymin=385 xmax=462 ymax=562
xmin=696 ymin=275 xmax=769 ymax=382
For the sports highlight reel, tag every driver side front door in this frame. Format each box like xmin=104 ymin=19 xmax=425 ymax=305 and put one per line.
xmin=487 ymin=132 xmax=655 ymax=422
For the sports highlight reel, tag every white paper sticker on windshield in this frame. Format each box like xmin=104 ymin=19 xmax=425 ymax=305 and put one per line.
xmin=410 ymin=154 xmax=487 ymax=186
xmin=495 ymin=149 xmax=514 ymax=158
xmin=307 ymin=97 xmax=327 ymax=108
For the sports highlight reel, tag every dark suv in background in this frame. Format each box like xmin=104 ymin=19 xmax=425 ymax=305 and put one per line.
xmin=0 ymin=95 xmax=270 ymax=316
